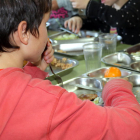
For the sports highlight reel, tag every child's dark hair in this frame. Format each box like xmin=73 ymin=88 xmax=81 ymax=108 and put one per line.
xmin=0 ymin=0 xmax=52 ymax=52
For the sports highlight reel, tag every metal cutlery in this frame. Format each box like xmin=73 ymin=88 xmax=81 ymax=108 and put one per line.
xmin=70 ymin=83 xmax=102 ymax=92
xmin=44 ymin=40 xmax=64 ymax=87
xmin=60 ymin=27 xmax=82 ymax=38
xmin=49 ymin=64 xmax=64 ymax=87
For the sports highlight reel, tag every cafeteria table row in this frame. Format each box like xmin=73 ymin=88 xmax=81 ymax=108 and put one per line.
xmin=47 ymin=41 xmax=131 ymax=85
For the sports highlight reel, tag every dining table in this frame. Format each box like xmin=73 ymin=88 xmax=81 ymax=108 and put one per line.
xmin=47 ymin=30 xmax=131 ymax=85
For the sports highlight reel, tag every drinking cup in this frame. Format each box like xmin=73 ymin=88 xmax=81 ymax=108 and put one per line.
xmin=83 ymin=42 xmax=102 ymax=72
xmin=99 ymin=33 xmax=117 ymax=57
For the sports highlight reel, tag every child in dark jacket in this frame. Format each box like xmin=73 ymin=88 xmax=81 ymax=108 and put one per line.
xmin=65 ymin=0 xmax=140 ymax=45
xmin=0 ymin=0 xmax=140 ymax=140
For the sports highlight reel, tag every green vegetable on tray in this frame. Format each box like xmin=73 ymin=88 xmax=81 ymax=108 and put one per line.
xmin=131 ymin=52 xmax=140 ymax=57
xmin=54 ymin=34 xmax=78 ymax=40
xmin=92 ymin=97 xmax=100 ymax=104
xmin=92 ymin=97 xmax=104 ymax=105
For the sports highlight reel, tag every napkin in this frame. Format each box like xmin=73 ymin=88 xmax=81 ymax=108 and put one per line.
xmin=59 ymin=43 xmax=88 ymax=51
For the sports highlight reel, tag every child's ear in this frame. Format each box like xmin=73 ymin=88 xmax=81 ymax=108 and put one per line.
xmin=18 ymin=21 xmax=29 ymax=45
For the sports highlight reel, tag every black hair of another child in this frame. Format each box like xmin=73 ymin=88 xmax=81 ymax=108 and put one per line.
xmin=0 ymin=0 xmax=52 ymax=52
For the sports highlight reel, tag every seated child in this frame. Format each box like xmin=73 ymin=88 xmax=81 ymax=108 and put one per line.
xmin=48 ymin=0 xmax=78 ymax=30
xmin=65 ymin=0 xmax=140 ymax=45
xmin=0 ymin=0 xmax=140 ymax=139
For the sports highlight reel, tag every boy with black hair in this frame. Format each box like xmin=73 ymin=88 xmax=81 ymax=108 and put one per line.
xmin=0 ymin=0 xmax=140 ymax=140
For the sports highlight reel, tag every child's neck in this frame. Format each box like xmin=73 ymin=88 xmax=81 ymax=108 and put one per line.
xmin=0 ymin=50 xmax=24 ymax=69
xmin=113 ymin=0 xmax=129 ymax=10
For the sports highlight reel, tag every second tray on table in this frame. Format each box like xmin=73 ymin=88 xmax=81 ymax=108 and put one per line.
xmin=49 ymin=30 xmax=97 ymax=60
xmin=49 ymin=30 xmax=122 ymax=60
xmin=57 ymin=77 xmax=104 ymax=106
xmin=57 ymin=68 xmax=140 ymax=104
xmin=80 ymin=67 xmax=135 ymax=79
xmin=45 ymin=54 xmax=79 ymax=77
xmin=79 ymin=67 xmax=140 ymax=103
xmin=101 ymin=52 xmax=140 ymax=73
xmin=120 ymin=43 xmax=140 ymax=61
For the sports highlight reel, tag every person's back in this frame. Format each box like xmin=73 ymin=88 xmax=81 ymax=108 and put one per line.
xmin=0 ymin=0 xmax=140 ymax=139
xmin=0 ymin=66 xmax=64 ymax=139
xmin=1 ymin=66 xmax=140 ymax=140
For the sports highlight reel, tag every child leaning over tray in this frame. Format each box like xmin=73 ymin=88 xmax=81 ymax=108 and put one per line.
xmin=0 ymin=0 xmax=140 ymax=140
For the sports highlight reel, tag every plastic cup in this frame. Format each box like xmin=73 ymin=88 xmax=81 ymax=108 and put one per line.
xmin=99 ymin=33 xmax=117 ymax=57
xmin=83 ymin=42 xmax=102 ymax=72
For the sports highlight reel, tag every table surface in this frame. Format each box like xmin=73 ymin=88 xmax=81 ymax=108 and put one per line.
xmin=47 ymin=30 xmax=131 ymax=85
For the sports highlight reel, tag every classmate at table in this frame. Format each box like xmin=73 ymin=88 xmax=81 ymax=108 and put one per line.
xmin=0 ymin=0 xmax=140 ymax=139
xmin=48 ymin=0 xmax=78 ymax=30
xmin=65 ymin=0 xmax=140 ymax=45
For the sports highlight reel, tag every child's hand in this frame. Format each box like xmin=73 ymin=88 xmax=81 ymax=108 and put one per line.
xmin=32 ymin=39 xmax=54 ymax=71
xmin=70 ymin=0 xmax=90 ymax=9
xmin=64 ymin=16 xmax=82 ymax=34
xmin=43 ymin=40 xmax=54 ymax=64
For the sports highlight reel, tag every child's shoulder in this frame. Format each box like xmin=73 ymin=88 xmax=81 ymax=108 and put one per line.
xmin=28 ymin=78 xmax=66 ymax=98
xmin=0 ymin=67 xmax=65 ymax=98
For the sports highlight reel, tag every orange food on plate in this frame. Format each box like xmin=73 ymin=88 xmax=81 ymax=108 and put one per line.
xmin=104 ymin=67 xmax=121 ymax=78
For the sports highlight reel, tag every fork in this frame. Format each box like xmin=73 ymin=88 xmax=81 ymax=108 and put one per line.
xmin=49 ymin=64 xmax=64 ymax=87
xmin=47 ymin=39 xmax=64 ymax=87
xmin=60 ymin=27 xmax=82 ymax=38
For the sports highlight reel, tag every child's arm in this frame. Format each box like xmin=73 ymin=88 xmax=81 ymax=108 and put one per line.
xmin=49 ymin=79 xmax=140 ymax=139
xmin=102 ymin=78 xmax=136 ymax=105
xmin=85 ymin=0 xmax=140 ymax=28
xmin=70 ymin=0 xmax=90 ymax=9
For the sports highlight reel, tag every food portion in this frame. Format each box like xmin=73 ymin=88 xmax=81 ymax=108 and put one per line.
xmin=86 ymin=35 xmax=92 ymax=38
xmin=126 ymin=44 xmax=140 ymax=54
xmin=77 ymin=93 xmax=98 ymax=101
xmin=77 ymin=93 xmax=102 ymax=105
xmin=57 ymin=50 xmax=67 ymax=53
xmin=51 ymin=57 xmax=73 ymax=70
xmin=113 ymin=63 xmax=121 ymax=66
xmin=54 ymin=34 xmax=78 ymax=40
xmin=104 ymin=67 xmax=121 ymax=78
xmin=131 ymin=51 xmax=140 ymax=57
xmin=92 ymin=97 xmax=101 ymax=104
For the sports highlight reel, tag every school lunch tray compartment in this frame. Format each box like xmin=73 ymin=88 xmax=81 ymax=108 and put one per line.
xmin=120 ymin=43 xmax=140 ymax=61
xmin=52 ymin=43 xmax=85 ymax=60
xmin=57 ymin=74 xmax=140 ymax=104
xmin=101 ymin=52 xmax=140 ymax=73
xmin=57 ymin=77 xmax=104 ymax=106
xmin=127 ymin=74 xmax=140 ymax=103
xmin=45 ymin=54 xmax=79 ymax=77
xmin=80 ymin=67 xmax=140 ymax=103
xmin=49 ymin=30 xmax=98 ymax=59
xmin=80 ymin=67 xmax=136 ymax=79
xmin=49 ymin=31 xmax=122 ymax=59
